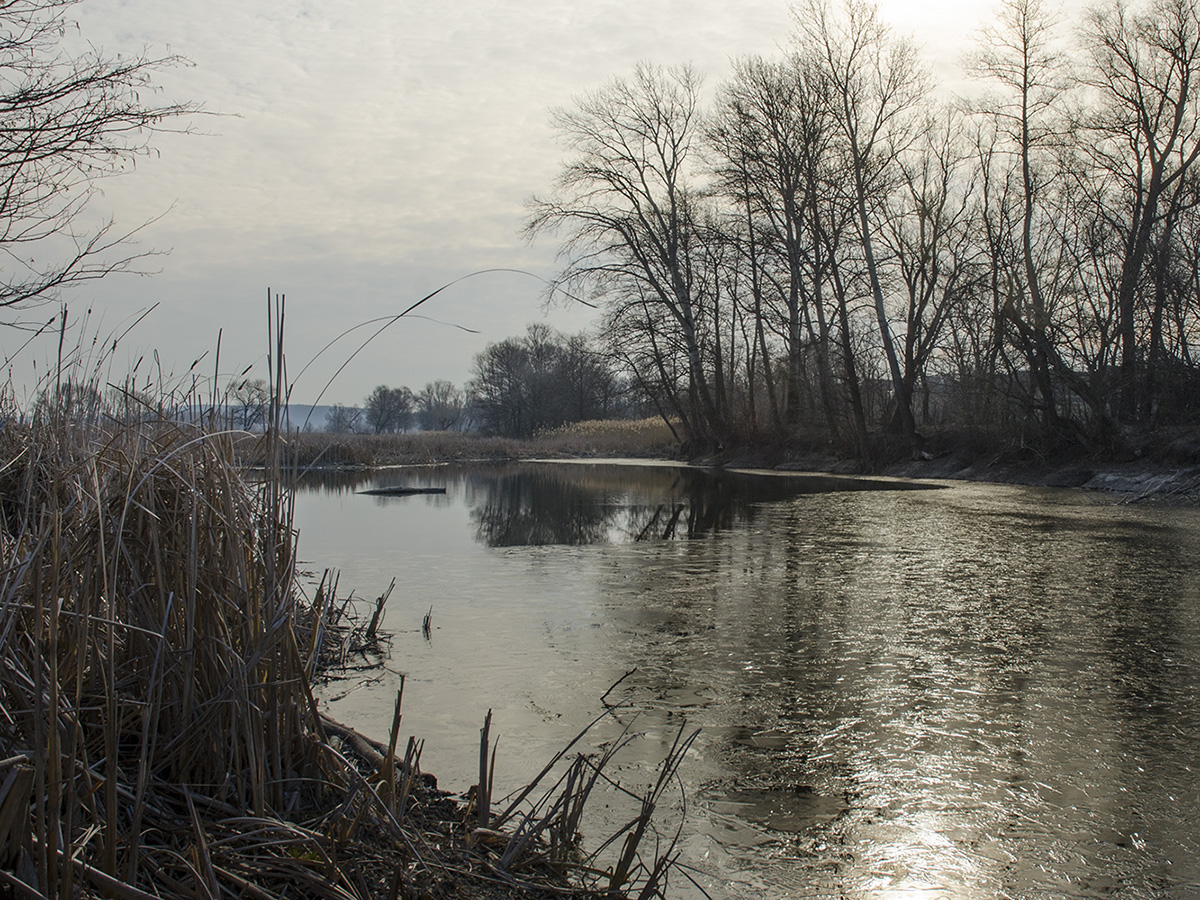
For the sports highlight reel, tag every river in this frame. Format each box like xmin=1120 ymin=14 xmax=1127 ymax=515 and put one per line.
xmin=293 ymin=460 xmax=1200 ymax=899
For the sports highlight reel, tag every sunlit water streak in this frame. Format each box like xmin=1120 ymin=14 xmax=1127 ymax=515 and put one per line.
xmin=294 ymin=462 xmax=1200 ymax=899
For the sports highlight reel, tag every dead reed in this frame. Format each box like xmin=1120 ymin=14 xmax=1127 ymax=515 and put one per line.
xmin=0 ymin=377 xmax=357 ymax=897
xmin=531 ymin=418 xmax=680 ymax=459
xmin=271 ymin=417 xmax=681 ymax=472
xmin=0 ymin=327 xmax=692 ymax=897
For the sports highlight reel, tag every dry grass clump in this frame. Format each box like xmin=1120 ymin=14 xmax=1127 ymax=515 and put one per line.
xmin=267 ymin=431 xmax=527 ymax=470
xmin=0 ymin=383 xmax=688 ymax=899
xmin=274 ymin=418 xmax=679 ymax=471
xmin=531 ymin=418 xmax=679 ymax=458
xmin=0 ymin=394 xmax=347 ymax=897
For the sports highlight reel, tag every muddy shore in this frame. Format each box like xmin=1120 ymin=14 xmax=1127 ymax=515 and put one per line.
xmin=727 ymin=444 xmax=1200 ymax=503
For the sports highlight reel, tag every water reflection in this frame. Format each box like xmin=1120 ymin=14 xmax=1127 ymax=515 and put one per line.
xmin=297 ymin=462 xmax=940 ymax=547
xmin=293 ymin=462 xmax=1200 ymax=899
xmin=292 ymin=466 xmax=377 ymax=494
xmin=474 ymin=462 xmax=927 ymax=546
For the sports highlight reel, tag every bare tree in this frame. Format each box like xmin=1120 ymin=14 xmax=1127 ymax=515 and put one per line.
xmin=363 ymin=385 xmax=413 ymax=434
xmin=0 ymin=0 xmax=194 ymax=316
xmin=709 ymin=54 xmax=842 ymax=436
xmin=230 ymin=378 xmax=270 ymax=431
xmin=416 ymin=379 xmax=465 ymax=431
xmin=527 ymin=64 xmax=728 ymax=448
xmin=965 ymin=0 xmax=1082 ymax=430
xmin=794 ymin=0 xmax=930 ymax=447
xmin=883 ymin=111 xmax=985 ymax=426
xmin=324 ymin=403 xmax=362 ymax=434
xmin=1079 ymin=0 xmax=1200 ymax=421
xmin=470 ymin=335 xmax=532 ymax=437
xmin=519 ymin=0 xmax=1200 ymax=457
xmin=468 ymin=325 xmax=622 ymax=438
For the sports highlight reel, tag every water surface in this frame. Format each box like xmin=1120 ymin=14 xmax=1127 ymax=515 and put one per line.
xmin=294 ymin=461 xmax=1200 ymax=899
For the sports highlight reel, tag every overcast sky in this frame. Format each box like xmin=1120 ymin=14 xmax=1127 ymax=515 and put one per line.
xmin=3 ymin=0 xmax=1015 ymax=409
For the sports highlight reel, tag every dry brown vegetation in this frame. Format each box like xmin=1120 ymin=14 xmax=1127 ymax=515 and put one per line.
xmin=0 ymin=385 xmax=689 ymax=898
xmin=272 ymin=418 xmax=681 ymax=471
xmin=532 ymin=418 xmax=680 ymax=459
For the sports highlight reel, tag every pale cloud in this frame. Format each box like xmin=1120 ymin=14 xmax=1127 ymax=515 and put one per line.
xmin=1 ymin=0 xmax=1004 ymax=407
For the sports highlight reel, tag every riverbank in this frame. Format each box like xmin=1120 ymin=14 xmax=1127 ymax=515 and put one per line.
xmin=269 ymin=418 xmax=681 ymax=470
xmin=879 ymin=454 xmax=1200 ymax=500
xmin=761 ymin=434 xmax=1200 ymax=502
xmin=280 ymin=419 xmax=1200 ymax=503
xmin=752 ymin=446 xmax=1200 ymax=501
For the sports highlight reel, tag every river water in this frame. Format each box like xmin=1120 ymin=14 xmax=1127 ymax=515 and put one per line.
xmin=293 ymin=461 xmax=1200 ymax=899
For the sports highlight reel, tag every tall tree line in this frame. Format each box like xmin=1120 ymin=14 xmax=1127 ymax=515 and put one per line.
xmin=528 ymin=0 xmax=1200 ymax=457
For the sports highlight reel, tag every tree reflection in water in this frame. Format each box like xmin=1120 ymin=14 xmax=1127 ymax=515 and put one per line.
xmin=467 ymin=464 xmax=620 ymax=546
xmin=292 ymin=462 xmax=939 ymax=547
xmin=463 ymin=462 xmax=939 ymax=546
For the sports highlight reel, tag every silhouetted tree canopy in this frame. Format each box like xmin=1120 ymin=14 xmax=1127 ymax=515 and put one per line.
xmin=528 ymin=0 xmax=1200 ymax=458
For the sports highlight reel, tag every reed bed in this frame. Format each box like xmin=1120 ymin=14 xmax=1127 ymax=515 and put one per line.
xmin=261 ymin=430 xmax=529 ymax=470
xmin=0 ymin=382 xmax=689 ymax=898
xmin=531 ymin=418 xmax=679 ymax=459
xmin=272 ymin=418 xmax=680 ymax=471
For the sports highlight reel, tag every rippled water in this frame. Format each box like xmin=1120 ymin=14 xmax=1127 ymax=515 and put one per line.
xmin=293 ymin=461 xmax=1200 ymax=899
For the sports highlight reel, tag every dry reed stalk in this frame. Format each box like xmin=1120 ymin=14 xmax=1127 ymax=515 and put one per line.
xmin=396 ymin=735 xmax=424 ymax=823
xmin=274 ymin=415 xmax=680 ymax=473
xmin=0 ymin=298 xmax=388 ymax=898
xmin=477 ymin=709 xmax=494 ymax=831
xmin=0 ymin=292 xmax=691 ymax=899
xmin=364 ymin=577 xmax=395 ymax=642
xmin=457 ymin=698 xmax=697 ymax=897
xmin=603 ymin=724 xmax=697 ymax=896
xmin=0 ymin=404 xmax=337 ymax=893
xmin=379 ymin=678 xmax=405 ymax=818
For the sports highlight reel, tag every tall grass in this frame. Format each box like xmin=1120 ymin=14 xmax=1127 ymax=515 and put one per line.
xmin=0 ymin=379 xmax=342 ymax=896
xmin=0 ymin=308 xmax=691 ymax=898
xmin=276 ymin=417 xmax=681 ymax=471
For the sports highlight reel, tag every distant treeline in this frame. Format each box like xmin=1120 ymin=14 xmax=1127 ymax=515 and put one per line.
xmin=324 ymin=379 xmax=472 ymax=435
xmin=522 ymin=0 xmax=1200 ymax=460
xmin=327 ymin=324 xmax=643 ymax=438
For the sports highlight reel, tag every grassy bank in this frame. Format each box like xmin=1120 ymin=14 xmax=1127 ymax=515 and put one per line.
xmin=265 ymin=417 xmax=681 ymax=470
xmin=0 ymin=397 xmax=688 ymax=898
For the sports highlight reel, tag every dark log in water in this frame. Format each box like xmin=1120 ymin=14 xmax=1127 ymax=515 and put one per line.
xmin=357 ymin=486 xmax=447 ymax=496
